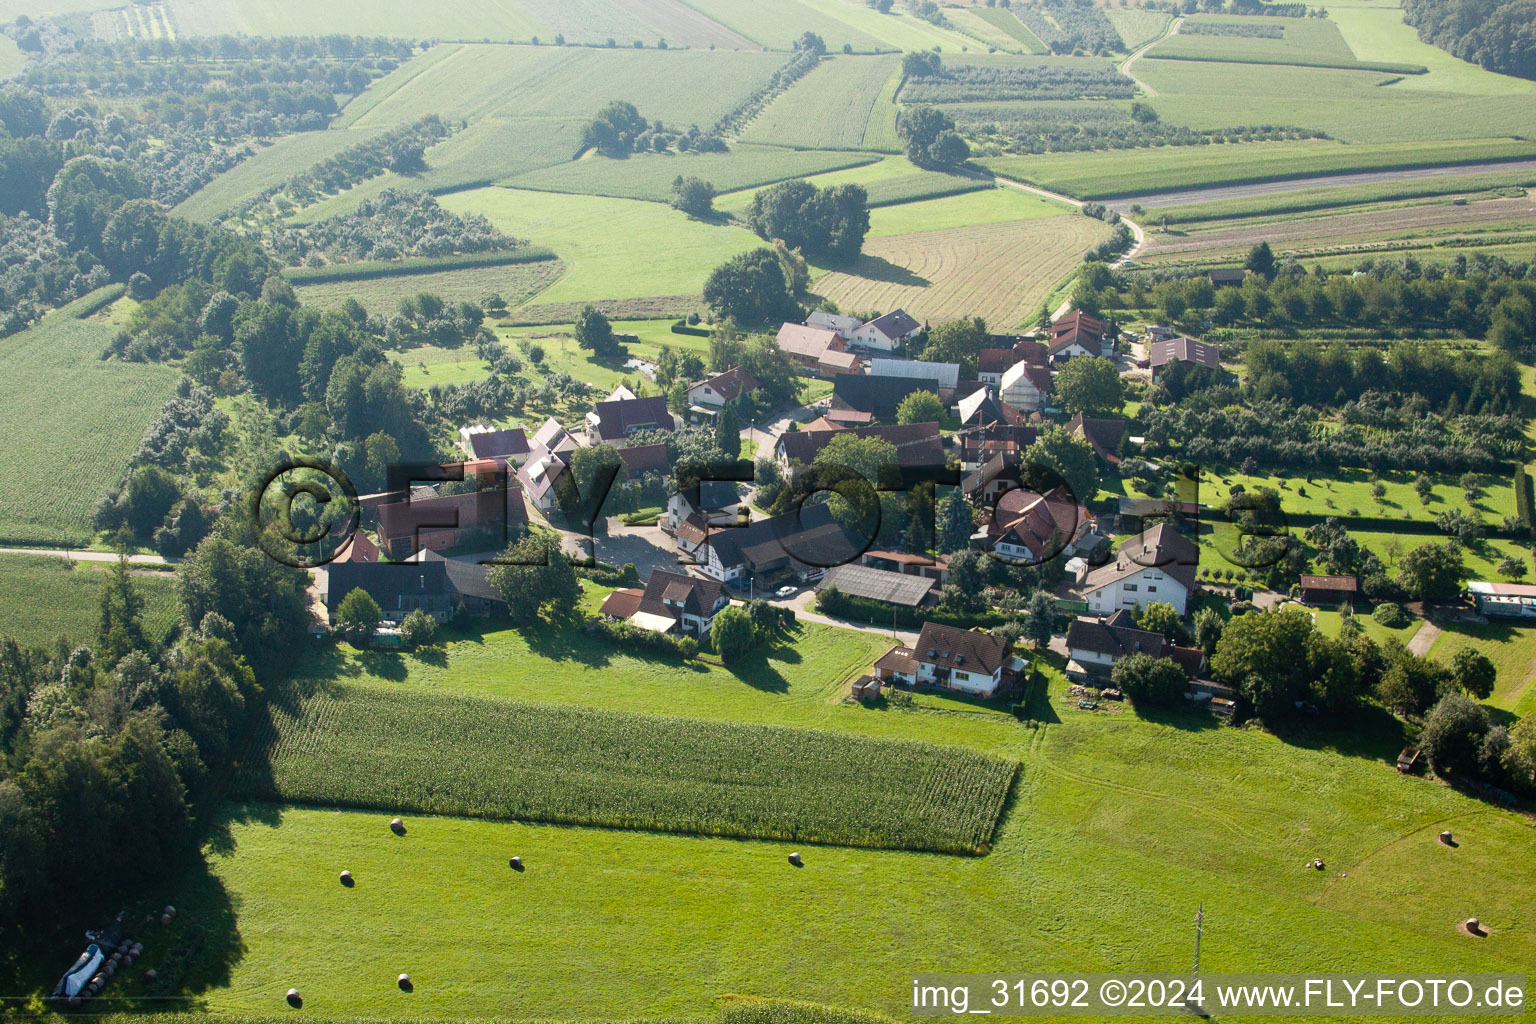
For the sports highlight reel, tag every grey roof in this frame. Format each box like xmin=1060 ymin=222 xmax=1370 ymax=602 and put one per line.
xmin=864 ymin=309 xmax=921 ymax=341
xmin=1149 ymin=336 xmax=1220 ymax=370
xmin=326 ymin=560 xmax=448 ymax=613
xmin=464 ymin=426 xmax=530 ymax=459
xmin=817 ymin=563 xmax=935 ymax=607
xmin=1083 ymin=523 xmax=1200 ymax=593
xmin=1065 ymin=615 xmax=1170 ymax=659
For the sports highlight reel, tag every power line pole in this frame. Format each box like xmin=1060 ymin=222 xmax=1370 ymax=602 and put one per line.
xmin=1187 ymin=904 xmax=1208 ymax=1018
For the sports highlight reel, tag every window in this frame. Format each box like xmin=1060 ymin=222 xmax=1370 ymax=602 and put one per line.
xmin=1125 ymin=584 xmax=1138 ymax=592
xmin=1147 ymin=586 xmax=1157 ymax=593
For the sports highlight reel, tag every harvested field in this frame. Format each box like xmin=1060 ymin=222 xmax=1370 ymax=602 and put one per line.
xmin=511 ymin=295 xmax=701 ymax=324
xmin=814 ymin=214 xmax=1105 ymax=329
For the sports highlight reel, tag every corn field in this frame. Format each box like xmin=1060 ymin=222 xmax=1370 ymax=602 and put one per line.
xmin=240 ymin=684 xmax=1017 ymax=854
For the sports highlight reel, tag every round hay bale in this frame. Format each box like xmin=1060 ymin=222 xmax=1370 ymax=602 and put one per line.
xmin=110 ymin=952 xmax=122 ymax=963
xmin=389 ymin=817 xmax=406 ymax=835
xmin=144 ymin=969 xmax=158 ymax=983
xmin=103 ymin=963 xmax=116 ymax=978
xmin=398 ymin=973 xmax=413 ymax=992
xmin=286 ymin=988 xmax=303 ymax=1008
xmin=163 ymin=905 xmax=176 ymax=917
xmin=67 ymin=996 xmax=81 ymax=1008
xmin=1439 ymin=830 xmax=1455 ymax=846
xmin=788 ymin=851 xmax=802 ymax=866
xmin=122 ymin=954 xmax=135 ymax=968
xmin=1467 ymin=918 xmax=1481 ymax=931
xmin=509 ymin=856 xmax=522 ymax=870
xmin=1313 ymin=859 xmax=1324 ymax=870
xmin=339 ymin=869 xmax=353 ymax=886
xmin=160 ymin=914 xmax=172 ymax=926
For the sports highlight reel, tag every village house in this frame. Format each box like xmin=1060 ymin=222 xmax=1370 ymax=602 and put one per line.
xmin=999 ymin=359 xmax=1053 ymax=413
xmin=982 ymin=485 xmax=1097 ymax=565
xmin=1079 ymin=523 xmax=1199 ymax=616
xmin=774 ymin=421 xmax=944 ymax=476
xmin=586 ymin=395 xmax=673 ymax=442
xmin=1067 ymin=412 xmax=1127 ymax=466
xmin=630 ymin=568 xmax=730 ymax=635
xmin=848 ymin=309 xmax=922 ymax=352
xmin=325 ymin=559 xmax=454 ymax=624
xmin=373 ymin=460 xmax=530 ymax=559
xmin=1208 ymin=268 xmax=1246 ymax=288
xmin=912 ymin=622 xmax=1018 ymax=698
xmin=664 ymin=479 xmax=740 ymax=535
xmin=868 ymin=357 xmax=960 ymax=391
xmin=806 ymin=310 xmax=862 ymax=337
xmin=685 ymin=502 xmax=848 ymax=588
xmin=829 ymin=373 xmax=944 ymax=423
xmin=1466 ymin=581 xmax=1536 ymax=619
xmin=1148 ymin=336 xmax=1222 ymax=382
xmin=1064 ymin=610 xmax=1205 ymax=682
xmin=1046 ymin=309 xmax=1111 ymax=362
xmin=414 ymin=549 xmax=507 ymax=617
xmin=776 ymin=322 xmax=864 ymax=378
xmin=459 ymin=424 xmax=531 ymax=463
xmin=686 ymin=366 xmax=759 ymax=411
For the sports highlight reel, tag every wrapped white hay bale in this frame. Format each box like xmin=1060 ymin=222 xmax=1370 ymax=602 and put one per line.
xmin=398 ymin=973 xmax=413 ymax=991
xmin=390 ymin=817 xmax=406 ymax=835
xmin=339 ymin=870 xmax=353 ymax=885
xmin=509 ymin=856 xmax=522 ymax=870
xmin=286 ymin=988 xmax=302 ymax=1007
xmin=787 ymin=851 xmax=802 ymax=866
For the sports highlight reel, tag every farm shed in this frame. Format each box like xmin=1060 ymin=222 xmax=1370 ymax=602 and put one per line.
xmin=817 ymin=564 xmax=937 ymax=608
xmin=1466 ymin=581 xmax=1536 ymax=618
xmin=1300 ymin=574 xmax=1357 ymax=606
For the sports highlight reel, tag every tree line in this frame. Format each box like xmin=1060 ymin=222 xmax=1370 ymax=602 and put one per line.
xmin=1402 ymin=0 xmax=1536 ymax=80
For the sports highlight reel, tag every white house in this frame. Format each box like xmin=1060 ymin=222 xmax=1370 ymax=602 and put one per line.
xmin=849 ymin=309 xmax=922 ymax=352
xmin=685 ymin=366 xmax=759 ymax=409
xmin=1064 ymin=610 xmax=1206 ymax=682
xmin=1079 ymin=523 xmax=1199 ymax=616
xmin=912 ymin=621 xmax=1015 ymax=698
xmin=633 ymin=569 xmax=730 ymax=636
xmin=999 ymin=360 xmax=1051 ymax=413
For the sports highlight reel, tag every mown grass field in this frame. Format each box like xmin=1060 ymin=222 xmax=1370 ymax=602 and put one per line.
xmin=740 ymin=55 xmax=903 ymax=152
xmin=504 ymin=147 xmax=879 ymax=201
xmin=1144 ymin=169 xmax=1536 ymax=222
xmin=1327 ymin=0 xmax=1536 ymax=95
xmin=813 ymin=212 xmax=1103 ymax=329
xmin=1104 ymin=7 xmax=1170 ymax=51
xmin=188 ymin=662 xmax=1536 ymax=1018
xmin=1303 ymin=605 xmax=1424 ymax=648
xmin=245 ymin=683 xmax=1016 ymax=852
xmin=1184 ymin=466 xmax=1519 ymax=523
xmin=863 ymin=186 xmax=1071 ymax=235
xmin=945 ymin=6 xmax=1033 ymax=54
xmin=982 ymin=138 xmax=1536 ymax=199
xmin=293 ymin=258 xmax=564 ymax=312
xmin=1430 ymin=623 xmax=1536 ymax=717
xmin=440 ymin=187 xmax=762 ymax=306
xmin=0 ymin=556 xmax=181 ymax=650
xmin=0 ymin=298 xmax=181 ymax=546
xmin=172 ymin=129 xmax=384 ymax=222
xmin=1149 ymin=13 xmax=1421 ymax=72
xmin=719 ymin=157 xmax=997 ymax=214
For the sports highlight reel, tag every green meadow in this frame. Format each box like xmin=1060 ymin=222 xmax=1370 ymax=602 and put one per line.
xmin=0 ymin=556 xmax=181 ymax=650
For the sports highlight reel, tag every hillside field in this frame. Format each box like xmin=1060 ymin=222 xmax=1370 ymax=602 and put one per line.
xmin=0 ymin=556 xmax=181 ymax=650
xmin=293 ymin=259 xmax=565 ymax=312
xmin=739 ymin=55 xmax=903 ymax=152
xmin=0 ymin=297 xmax=180 ymax=546
xmin=504 ymin=147 xmax=880 ymax=201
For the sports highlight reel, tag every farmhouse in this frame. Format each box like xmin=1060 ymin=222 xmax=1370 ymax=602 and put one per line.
xmin=617 ymin=443 xmax=670 ymax=478
xmin=586 ymin=395 xmax=673 ymax=442
xmin=687 ymin=502 xmax=850 ymax=587
xmin=1300 ymin=574 xmax=1358 ymax=606
xmin=664 ymin=479 xmax=740 ymax=534
xmin=776 ymin=322 xmax=848 ymax=373
xmin=775 ymin=421 xmax=944 ymax=474
xmin=912 ymin=622 xmax=1017 ymax=698
xmin=325 ymin=559 xmax=453 ymax=624
xmin=830 ymin=373 xmax=943 ymax=422
xmin=816 ymin=563 xmax=937 ymax=610
xmin=957 ymin=385 xmax=1027 ymax=431
xmin=631 ymin=568 xmax=730 ymax=635
xmin=849 ymin=309 xmax=922 ymax=352
xmin=686 ymin=366 xmax=759 ymax=409
xmin=1148 ymin=336 xmax=1221 ymax=382
xmin=982 ymin=485 xmax=1096 ymax=564
xmin=1079 ymin=523 xmax=1199 ymax=616
xmin=460 ymin=424 xmax=531 ymax=462
xmin=1046 ymin=309 xmax=1111 ymax=361
xmin=1064 ymin=610 xmax=1206 ymax=682
xmin=806 ymin=310 xmax=862 ymax=336
xmin=374 ymin=466 xmax=530 ymax=559
xmin=999 ymin=359 xmax=1052 ymax=413
xmin=414 ymin=549 xmax=506 ymax=617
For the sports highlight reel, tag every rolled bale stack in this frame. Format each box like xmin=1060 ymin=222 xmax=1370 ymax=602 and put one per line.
xmin=143 ymin=969 xmax=158 ymax=983
xmin=1440 ymin=830 xmax=1454 ymax=845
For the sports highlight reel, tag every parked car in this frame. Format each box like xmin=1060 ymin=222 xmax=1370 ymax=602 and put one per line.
xmin=775 ymin=585 xmax=797 ymax=598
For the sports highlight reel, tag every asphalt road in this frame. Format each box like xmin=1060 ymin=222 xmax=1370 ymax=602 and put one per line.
xmin=1106 ymin=158 xmax=1536 ymax=212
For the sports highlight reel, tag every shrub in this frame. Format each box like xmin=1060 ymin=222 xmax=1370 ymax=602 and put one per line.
xmin=1372 ymin=602 xmax=1409 ymax=628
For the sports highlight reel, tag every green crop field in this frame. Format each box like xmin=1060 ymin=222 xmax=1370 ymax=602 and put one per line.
xmin=795 ymin=0 xmax=981 ymax=53
xmin=0 ymin=298 xmax=181 ymax=547
xmin=172 ymin=129 xmax=386 ymax=222
xmin=865 ymin=186 xmax=1072 ymax=235
xmin=440 ymin=187 xmax=762 ymax=306
xmin=159 ymin=0 xmax=544 ymax=40
xmin=182 ymin=661 xmax=1536 ymax=1018
xmin=1147 ymin=170 xmax=1536 ymax=223
xmin=1149 ymin=14 xmax=1422 ymax=72
xmin=1328 ymin=0 xmax=1536 ymax=96
xmin=677 ymin=0 xmax=884 ymax=52
xmin=719 ymin=157 xmax=998 ymax=214
xmin=507 ymin=0 xmax=755 ymax=49
xmin=0 ymin=556 xmax=181 ymax=650
xmin=1104 ymin=8 xmax=1170 ymax=52
xmin=244 ymin=683 xmax=1016 ymax=853
xmin=967 ymin=5 xmax=1048 ymax=52
xmin=982 ymin=138 xmax=1536 ymax=199
xmin=740 ymin=55 xmax=903 ymax=152
xmin=945 ymin=6 xmax=1031 ymax=54
xmin=505 ymin=147 xmax=879 ymax=201
xmin=294 ymin=258 xmax=565 ymax=312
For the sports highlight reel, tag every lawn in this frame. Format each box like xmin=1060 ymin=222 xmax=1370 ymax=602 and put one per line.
xmin=0 ymin=556 xmax=181 ymax=650
xmin=812 ymin=213 xmax=1104 ymax=330
xmin=440 ymin=187 xmax=763 ymax=307
xmin=0 ymin=296 xmax=181 ymax=546
xmin=1429 ymin=623 xmax=1536 ymax=717
xmin=179 ymin=668 xmax=1536 ymax=1018
xmin=1295 ymin=604 xmax=1424 ymax=648
xmin=1191 ymin=466 xmax=1518 ymax=524
xmin=739 ymin=55 xmax=904 ymax=152
xmin=981 ymin=138 xmax=1536 ymax=199
xmin=504 ymin=147 xmax=880 ymax=201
